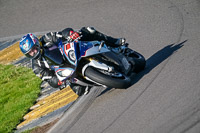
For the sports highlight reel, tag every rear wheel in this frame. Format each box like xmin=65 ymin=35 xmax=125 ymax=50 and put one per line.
xmin=84 ymin=67 xmax=131 ymax=89
xmin=125 ymin=48 xmax=146 ymax=73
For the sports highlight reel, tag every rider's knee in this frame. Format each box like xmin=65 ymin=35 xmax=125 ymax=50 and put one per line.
xmin=86 ymin=27 xmax=96 ymax=34
xmin=81 ymin=27 xmax=96 ymax=34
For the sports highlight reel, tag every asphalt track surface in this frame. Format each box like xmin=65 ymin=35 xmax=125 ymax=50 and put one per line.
xmin=1 ymin=0 xmax=200 ymax=133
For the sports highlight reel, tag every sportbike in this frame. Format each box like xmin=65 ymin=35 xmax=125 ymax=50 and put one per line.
xmin=43 ymin=38 xmax=146 ymax=89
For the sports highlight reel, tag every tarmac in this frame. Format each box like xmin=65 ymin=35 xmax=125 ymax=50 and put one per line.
xmin=1 ymin=0 xmax=200 ymax=132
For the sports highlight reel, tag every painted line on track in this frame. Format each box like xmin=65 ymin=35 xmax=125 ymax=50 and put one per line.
xmin=0 ymin=31 xmax=52 ymax=42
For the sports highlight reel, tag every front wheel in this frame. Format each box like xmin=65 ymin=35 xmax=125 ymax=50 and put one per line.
xmin=84 ymin=67 xmax=132 ymax=89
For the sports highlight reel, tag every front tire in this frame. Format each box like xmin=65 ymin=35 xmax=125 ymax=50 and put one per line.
xmin=84 ymin=67 xmax=131 ymax=89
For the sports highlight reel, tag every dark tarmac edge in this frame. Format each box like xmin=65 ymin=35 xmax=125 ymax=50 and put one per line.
xmin=47 ymin=86 xmax=104 ymax=133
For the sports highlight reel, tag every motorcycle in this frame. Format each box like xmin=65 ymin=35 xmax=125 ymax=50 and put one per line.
xmin=43 ymin=38 xmax=146 ymax=89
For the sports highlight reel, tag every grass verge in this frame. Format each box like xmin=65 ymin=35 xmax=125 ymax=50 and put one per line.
xmin=0 ymin=64 xmax=41 ymax=133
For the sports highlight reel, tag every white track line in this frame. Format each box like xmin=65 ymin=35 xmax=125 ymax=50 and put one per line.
xmin=0 ymin=31 xmax=53 ymax=42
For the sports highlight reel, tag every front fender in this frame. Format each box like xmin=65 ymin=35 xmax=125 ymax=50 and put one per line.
xmin=82 ymin=59 xmax=112 ymax=77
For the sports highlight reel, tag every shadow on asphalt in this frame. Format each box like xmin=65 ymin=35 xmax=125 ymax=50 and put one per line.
xmin=99 ymin=40 xmax=187 ymax=96
xmin=47 ymin=41 xmax=187 ymax=133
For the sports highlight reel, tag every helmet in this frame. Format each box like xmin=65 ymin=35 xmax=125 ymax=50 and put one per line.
xmin=19 ymin=33 xmax=42 ymax=59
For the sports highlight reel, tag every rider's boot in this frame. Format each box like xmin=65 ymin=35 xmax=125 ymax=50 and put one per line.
xmin=94 ymin=30 xmax=126 ymax=47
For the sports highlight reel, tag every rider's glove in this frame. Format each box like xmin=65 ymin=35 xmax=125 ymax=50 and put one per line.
xmin=67 ymin=31 xmax=80 ymax=42
xmin=43 ymin=32 xmax=59 ymax=47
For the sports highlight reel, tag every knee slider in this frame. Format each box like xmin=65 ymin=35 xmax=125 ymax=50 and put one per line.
xmin=86 ymin=27 xmax=96 ymax=34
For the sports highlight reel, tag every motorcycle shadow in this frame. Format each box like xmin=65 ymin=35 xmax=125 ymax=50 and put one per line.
xmin=98 ymin=40 xmax=187 ymax=96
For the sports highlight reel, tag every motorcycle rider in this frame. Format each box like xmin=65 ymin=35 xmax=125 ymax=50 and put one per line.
xmin=19 ymin=27 xmax=126 ymax=96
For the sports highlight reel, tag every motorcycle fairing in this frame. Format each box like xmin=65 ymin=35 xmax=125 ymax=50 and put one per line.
xmin=58 ymin=41 xmax=76 ymax=66
xmin=75 ymin=41 xmax=110 ymax=60
xmin=59 ymin=41 xmax=110 ymax=66
xmin=54 ymin=40 xmax=111 ymax=82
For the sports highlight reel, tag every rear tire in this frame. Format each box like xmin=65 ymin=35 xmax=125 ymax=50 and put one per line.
xmin=125 ymin=49 xmax=146 ymax=73
xmin=84 ymin=67 xmax=131 ymax=89
xmin=133 ymin=51 xmax=146 ymax=73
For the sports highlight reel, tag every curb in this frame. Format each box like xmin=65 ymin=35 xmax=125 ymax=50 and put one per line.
xmin=15 ymin=101 xmax=75 ymax=133
xmin=0 ymin=34 xmax=78 ymax=132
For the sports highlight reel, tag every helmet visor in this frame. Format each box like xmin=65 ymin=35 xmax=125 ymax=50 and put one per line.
xmin=25 ymin=45 xmax=40 ymax=59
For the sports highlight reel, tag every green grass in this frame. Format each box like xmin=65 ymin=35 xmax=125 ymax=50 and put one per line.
xmin=0 ymin=64 xmax=41 ymax=133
